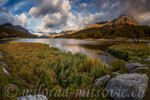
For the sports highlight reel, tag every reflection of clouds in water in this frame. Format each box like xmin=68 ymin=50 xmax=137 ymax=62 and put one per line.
xmin=60 ymin=45 xmax=95 ymax=55
xmin=11 ymin=38 xmax=116 ymax=65
xmin=52 ymin=44 xmax=116 ymax=65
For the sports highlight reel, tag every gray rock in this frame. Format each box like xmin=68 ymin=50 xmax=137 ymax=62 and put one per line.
xmin=125 ymin=63 xmax=147 ymax=72
xmin=130 ymin=67 xmax=149 ymax=73
xmin=94 ymin=75 xmax=110 ymax=86
xmin=0 ymin=62 xmax=9 ymax=68
xmin=129 ymin=60 xmax=135 ymax=63
xmin=106 ymin=74 xmax=148 ymax=100
xmin=144 ymin=59 xmax=150 ymax=62
xmin=143 ymin=56 xmax=150 ymax=62
xmin=144 ymin=58 xmax=150 ymax=62
xmin=2 ymin=67 xmax=10 ymax=75
xmin=113 ymin=72 xmax=120 ymax=76
xmin=17 ymin=95 xmax=48 ymax=100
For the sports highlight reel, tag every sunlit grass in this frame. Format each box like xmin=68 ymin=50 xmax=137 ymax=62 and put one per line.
xmin=108 ymin=43 xmax=150 ymax=61
xmin=0 ymin=43 xmax=111 ymax=99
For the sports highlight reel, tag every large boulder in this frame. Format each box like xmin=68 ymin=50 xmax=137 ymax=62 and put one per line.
xmin=94 ymin=75 xmax=110 ymax=86
xmin=125 ymin=63 xmax=147 ymax=72
xmin=106 ymin=74 xmax=148 ymax=100
xmin=130 ymin=67 xmax=149 ymax=73
xmin=17 ymin=95 xmax=48 ymax=100
xmin=144 ymin=56 xmax=150 ymax=62
xmin=112 ymin=72 xmax=120 ymax=76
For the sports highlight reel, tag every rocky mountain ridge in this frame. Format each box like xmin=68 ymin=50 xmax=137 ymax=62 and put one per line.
xmin=84 ymin=15 xmax=138 ymax=30
xmin=0 ymin=23 xmax=36 ymax=38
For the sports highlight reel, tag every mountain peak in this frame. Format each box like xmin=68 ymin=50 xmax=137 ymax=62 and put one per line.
xmin=2 ymin=23 xmax=13 ymax=26
xmin=111 ymin=15 xmax=138 ymax=27
xmin=83 ymin=15 xmax=138 ymax=30
xmin=119 ymin=14 xmax=127 ymax=18
xmin=0 ymin=23 xmax=32 ymax=35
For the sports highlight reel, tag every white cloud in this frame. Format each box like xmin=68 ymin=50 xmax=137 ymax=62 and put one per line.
xmin=62 ymin=12 xmax=106 ymax=31
xmin=29 ymin=0 xmax=72 ymax=33
xmin=13 ymin=1 xmax=28 ymax=11
xmin=0 ymin=10 xmax=29 ymax=27
xmin=31 ymin=0 xmax=150 ymax=33
xmin=29 ymin=0 xmax=106 ymax=33
xmin=29 ymin=0 xmax=71 ymax=18
xmin=14 ymin=13 xmax=29 ymax=27
xmin=79 ymin=3 xmax=87 ymax=10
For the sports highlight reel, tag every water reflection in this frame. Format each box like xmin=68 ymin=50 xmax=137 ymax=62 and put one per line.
xmin=11 ymin=38 xmax=117 ymax=65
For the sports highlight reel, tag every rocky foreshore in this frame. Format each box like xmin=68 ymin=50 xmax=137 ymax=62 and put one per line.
xmin=0 ymin=49 xmax=150 ymax=100
xmin=94 ymin=62 xmax=150 ymax=100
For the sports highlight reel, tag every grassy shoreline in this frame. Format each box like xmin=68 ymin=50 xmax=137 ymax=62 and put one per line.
xmin=0 ymin=38 xmax=13 ymax=42
xmin=108 ymin=43 xmax=150 ymax=62
xmin=0 ymin=41 xmax=150 ymax=100
xmin=108 ymin=43 xmax=150 ymax=100
xmin=0 ymin=42 xmax=112 ymax=100
xmin=83 ymin=38 xmax=130 ymax=42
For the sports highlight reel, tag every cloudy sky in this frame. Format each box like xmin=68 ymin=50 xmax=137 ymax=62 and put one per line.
xmin=0 ymin=0 xmax=150 ymax=34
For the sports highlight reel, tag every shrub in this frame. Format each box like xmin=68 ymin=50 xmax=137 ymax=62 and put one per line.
xmin=111 ymin=60 xmax=127 ymax=73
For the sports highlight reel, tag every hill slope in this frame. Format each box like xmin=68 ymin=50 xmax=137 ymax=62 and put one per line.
xmin=0 ymin=23 xmax=36 ymax=39
xmin=84 ymin=15 xmax=138 ymax=30
xmin=67 ymin=15 xmax=150 ymax=39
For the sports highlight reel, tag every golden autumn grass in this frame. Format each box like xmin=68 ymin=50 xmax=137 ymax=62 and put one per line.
xmin=1 ymin=42 xmax=150 ymax=100
xmin=108 ymin=43 xmax=150 ymax=100
xmin=0 ymin=42 xmax=111 ymax=100
xmin=108 ymin=43 xmax=150 ymax=61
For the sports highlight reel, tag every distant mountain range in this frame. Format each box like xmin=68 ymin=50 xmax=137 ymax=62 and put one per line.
xmin=57 ymin=15 xmax=139 ymax=38
xmin=84 ymin=15 xmax=138 ymax=30
xmin=64 ymin=15 xmax=150 ymax=39
xmin=1 ymin=15 xmax=149 ymax=39
xmin=0 ymin=23 xmax=36 ymax=39
xmin=39 ymin=30 xmax=77 ymax=38
xmin=53 ymin=30 xmax=77 ymax=38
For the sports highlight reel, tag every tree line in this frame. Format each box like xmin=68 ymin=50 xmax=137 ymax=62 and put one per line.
xmin=68 ymin=25 xmax=150 ymax=42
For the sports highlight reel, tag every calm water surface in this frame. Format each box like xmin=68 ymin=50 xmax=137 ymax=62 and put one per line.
xmin=10 ymin=38 xmax=117 ymax=65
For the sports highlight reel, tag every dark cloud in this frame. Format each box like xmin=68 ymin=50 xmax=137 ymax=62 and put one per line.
xmin=92 ymin=0 xmax=150 ymax=25
xmin=0 ymin=7 xmax=9 ymax=13
xmin=30 ymin=0 xmax=73 ymax=33
xmin=0 ymin=0 xmax=8 ymax=8
xmin=0 ymin=12 xmax=14 ymax=25
xmin=0 ymin=10 xmax=28 ymax=27
xmin=122 ymin=0 xmax=150 ymax=25
xmin=29 ymin=0 xmax=71 ymax=18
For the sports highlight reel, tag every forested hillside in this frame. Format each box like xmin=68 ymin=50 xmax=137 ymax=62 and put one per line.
xmin=0 ymin=24 xmax=36 ymax=39
xmin=68 ymin=26 xmax=150 ymax=39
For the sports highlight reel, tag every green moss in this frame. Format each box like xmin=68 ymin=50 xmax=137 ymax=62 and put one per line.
xmin=108 ymin=43 xmax=150 ymax=62
xmin=111 ymin=60 xmax=127 ymax=73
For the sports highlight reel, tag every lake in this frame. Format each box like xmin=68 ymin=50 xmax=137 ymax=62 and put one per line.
xmin=9 ymin=38 xmax=118 ymax=65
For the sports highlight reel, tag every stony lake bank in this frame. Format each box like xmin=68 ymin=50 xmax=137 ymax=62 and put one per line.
xmin=0 ymin=40 xmax=150 ymax=100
